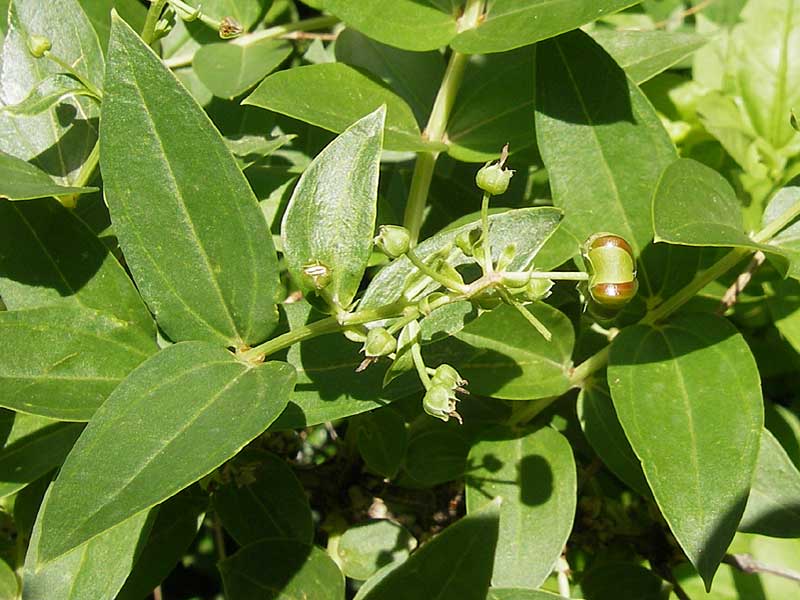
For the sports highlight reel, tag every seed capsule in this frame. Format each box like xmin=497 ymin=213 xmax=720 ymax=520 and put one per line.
xmin=583 ymin=233 xmax=638 ymax=309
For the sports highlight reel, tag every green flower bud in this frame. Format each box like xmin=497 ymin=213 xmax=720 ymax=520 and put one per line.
xmin=522 ymin=278 xmax=554 ymax=302
xmin=476 ymin=160 xmax=514 ymax=196
xmin=500 ymin=270 xmax=531 ymax=290
xmin=363 ymin=327 xmax=397 ymax=357
xmin=495 ymin=243 xmax=517 ymax=272
xmin=455 ymin=228 xmax=481 ymax=257
xmin=422 ymin=384 xmax=457 ymax=422
xmin=374 ymin=225 xmax=411 ymax=259
xmin=343 ymin=326 xmax=367 ymax=343
xmin=28 ymin=34 xmax=51 ymax=58
xmin=301 ymin=260 xmax=332 ymax=290
xmin=431 ymin=364 xmax=466 ymax=389
xmin=219 ymin=16 xmax=243 ymax=39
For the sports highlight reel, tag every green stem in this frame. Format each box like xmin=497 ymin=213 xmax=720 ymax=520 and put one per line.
xmin=73 ymin=141 xmax=100 ymax=188
xmin=527 ymin=271 xmax=589 ymax=281
xmin=165 ymin=0 xmax=223 ymax=31
xmin=402 ymin=0 xmax=485 ymax=245
xmin=480 ymin=192 xmax=493 ymax=274
xmin=142 ymin=0 xmax=168 ymax=46
xmin=242 ymin=300 xmax=408 ymax=361
xmin=406 ymin=248 xmax=467 ymax=293
xmin=163 ymin=15 xmax=340 ymax=69
xmin=411 ymin=343 xmax=432 ymax=388
xmin=752 ymin=195 xmax=800 ymax=242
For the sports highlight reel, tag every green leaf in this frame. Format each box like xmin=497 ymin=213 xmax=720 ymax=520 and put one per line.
xmin=426 ymin=303 xmax=574 ymax=400
xmin=446 ymin=49 xmax=536 ymax=163
xmin=419 ymin=300 xmax=479 ymax=345
xmin=334 ymin=28 xmax=444 ymax=126
xmin=185 ymin=0 xmax=267 ymax=31
xmin=0 ymin=0 xmax=104 ymax=185
xmin=116 ymin=487 xmax=207 ymax=600
xmin=578 ymin=562 xmax=664 ymax=600
xmin=0 ymin=305 xmax=156 ymax=420
xmin=767 ymin=278 xmax=800 ymax=352
xmin=763 ymin=186 xmax=800 ymax=280
xmin=194 ymin=39 xmax=291 ymax=100
xmin=608 ymin=313 xmax=763 ymax=589
xmin=652 ymin=158 xmax=788 ymax=272
xmin=466 ymin=426 xmax=576 ymax=589
xmin=356 ymin=407 xmax=408 ymax=478
xmin=0 ymin=411 xmax=82 ymax=498
xmin=451 ymin=0 xmax=639 ymax=54
xmin=0 ymin=150 xmax=96 ymax=200
xmin=101 ymin=15 xmax=280 ymax=347
xmin=213 ymin=449 xmax=313 ymax=546
xmin=0 ymin=198 xmax=152 ymax=323
xmin=244 ymin=63 xmax=432 ymax=152
xmin=535 ymin=29 xmax=676 ymax=259
xmin=220 ymin=540 xmax=345 ymax=600
xmin=337 ymin=520 xmax=417 ymax=580
xmin=487 ymin=590 xmax=567 ymax=600
xmin=739 ymin=428 xmax=800 ymax=538
xmin=359 ymin=500 xmax=499 ymax=600
xmin=24 ymin=485 xmax=152 ymax=600
xmin=404 ymin=424 xmax=470 ymax=485
xmin=78 ymin=0 xmax=147 ymax=50
xmin=324 ymin=0 xmax=458 ymax=52
xmin=0 ymin=559 xmax=16 ymax=600
xmin=361 ymin=207 xmax=563 ymax=310
xmin=270 ymin=303 xmax=417 ymax=431
xmin=733 ymin=0 xmax=800 ymax=150
xmin=281 ymin=105 xmax=384 ymax=311
xmin=36 ymin=341 xmax=295 ymax=563
xmin=1 ymin=72 xmax=96 ymax=116
xmin=577 ymin=380 xmax=649 ymax=497
xmin=590 ymin=30 xmax=708 ymax=84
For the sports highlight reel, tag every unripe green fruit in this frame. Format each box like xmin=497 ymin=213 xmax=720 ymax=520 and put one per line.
xmin=423 ymin=384 xmax=456 ymax=422
xmin=28 ymin=35 xmax=51 ymax=58
xmin=583 ymin=233 xmax=638 ymax=310
xmin=374 ymin=225 xmax=411 ymax=259
xmin=476 ymin=161 xmax=514 ymax=196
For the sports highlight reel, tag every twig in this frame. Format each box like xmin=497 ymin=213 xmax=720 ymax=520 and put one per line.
xmin=212 ymin=513 xmax=227 ymax=561
xmin=280 ymin=31 xmax=338 ymax=40
xmin=724 ymin=553 xmax=800 ymax=584
xmin=716 ymin=251 xmax=765 ymax=314
xmin=153 ymin=586 xmax=163 ymax=600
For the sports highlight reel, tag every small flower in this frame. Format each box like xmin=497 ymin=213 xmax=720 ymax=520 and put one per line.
xmin=476 ymin=144 xmax=514 ymax=196
xmin=28 ymin=35 xmax=51 ymax=58
xmin=374 ymin=225 xmax=411 ymax=259
xmin=362 ymin=327 xmax=396 ymax=357
xmin=219 ymin=16 xmax=243 ymax=39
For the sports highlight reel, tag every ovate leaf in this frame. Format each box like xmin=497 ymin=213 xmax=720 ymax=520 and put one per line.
xmin=762 ymin=186 xmax=800 ymax=280
xmin=536 ymin=29 xmax=675 ymax=260
xmin=652 ymin=158 xmax=788 ymax=273
xmin=337 ymin=520 xmax=417 ymax=580
xmin=0 ymin=0 xmax=104 ymax=185
xmin=334 ymin=28 xmax=444 ymax=126
xmin=281 ymin=106 xmax=384 ymax=311
xmin=102 ymin=15 xmax=280 ymax=346
xmin=451 ymin=0 xmax=639 ymax=54
xmin=193 ymin=39 xmax=291 ymax=100
xmin=244 ymin=64 xmax=431 ymax=151
xmin=739 ymin=428 xmax=800 ymax=538
xmin=24 ymin=486 xmax=152 ymax=600
xmin=425 ymin=303 xmax=574 ymax=400
xmin=0 ymin=150 xmax=96 ymax=200
xmin=359 ymin=500 xmax=500 ymax=600
xmin=36 ymin=341 xmax=296 ymax=562
xmin=577 ymin=380 xmax=649 ymax=497
xmin=405 ymin=425 xmax=470 ymax=485
xmin=579 ymin=562 xmax=664 ymax=600
xmin=356 ymin=408 xmax=408 ymax=478
xmin=608 ymin=313 xmax=763 ymax=589
xmin=220 ymin=540 xmax=345 ymax=600
xmin=213 ymin=449 xmax=313 ymax=546
xmin=590 ymin=30 xmax=708 ymax=84
xmin=466 ymin=426 xmax=576 ymax=588
xmin=324 ymin=0 xmax=458 ymax=52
